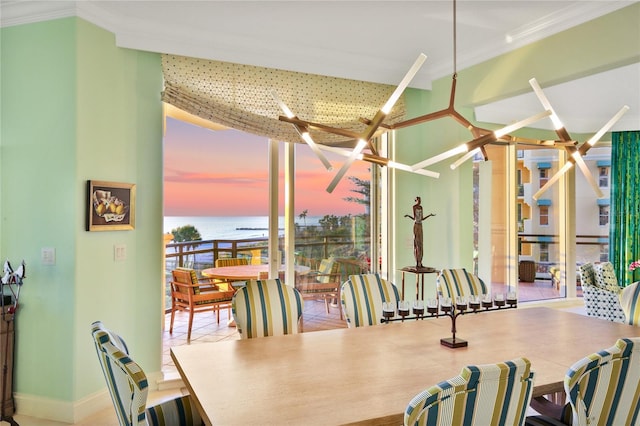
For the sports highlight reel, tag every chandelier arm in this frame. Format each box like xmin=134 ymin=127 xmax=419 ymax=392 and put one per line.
xmin=388 ymin=108 xmax=453 ymax=130
xmin=448 ymin=74 xmax=458 ymax=109
xmin=479 ymin=146 xmax=489 ymax=161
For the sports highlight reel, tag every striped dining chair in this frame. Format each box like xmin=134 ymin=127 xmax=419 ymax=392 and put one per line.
xmin=619 ymin=281 xmax=640 ymax=326
xmin=565 ymin=337 xmax=640 ymax=425
xmin=91 ymin=321 xmax=202 ymax=426
xmin=526 ymin=337 xmax=640 ymax=426
xmin=437 ymin=268 xmax=487 ymax=299
xmin=231 ymin=278 xmax=304 ymax=339
xmin=340 ymin=273 xmax=400 ymax=328
xmin=405 ymin=357 xmax=535 ymax=426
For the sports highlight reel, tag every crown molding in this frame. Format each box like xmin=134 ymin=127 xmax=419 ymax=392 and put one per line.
xmin=0 ymin=1 xmax=76 ymax=27
xmin=3 ymin=1 xmax=631 ymax=86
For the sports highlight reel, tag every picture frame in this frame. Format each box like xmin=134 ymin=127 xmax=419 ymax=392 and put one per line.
xmin=86 ymin=180 xmax=136 ymax=231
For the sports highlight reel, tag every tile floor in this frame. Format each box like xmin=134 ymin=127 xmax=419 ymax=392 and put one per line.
xmin=11 ymin=283 xmax=581 ymax=425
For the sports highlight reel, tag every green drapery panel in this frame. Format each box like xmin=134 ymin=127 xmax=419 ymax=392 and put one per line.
xmin=610 ymin=131 xmax=640 ymax=286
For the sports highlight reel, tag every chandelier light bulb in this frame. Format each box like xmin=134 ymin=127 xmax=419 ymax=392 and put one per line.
xmin=412 ymin=144 xmax=468 ymax=170
xmin=586 ymin=105 xmax=630 ymax=146
xmin=573 ymin=153 xmax=604 ymax=198
xmin=326 ymin=139 xmax=368 ymax=193
xmin=533 ymin=162 xmax=573 ymax=200
xmin=450 ymin=148 xmax=481 ymax=170
xmin=529 ymin=78 xmax=564 ymax=130
xmin=381 ymin=53 xmax=427 ymax=114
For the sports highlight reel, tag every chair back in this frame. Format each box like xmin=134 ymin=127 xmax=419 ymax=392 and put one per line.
xmin=92 ymin=321 xmax=203 ymax=426
xmin=564 ymin=337 xmax=640 ymax=425
xmin=336 ymin=258 xmax=368 ymax=281
xmin=579 ymin=262 xmax=596 ymax=287
xmin=405 ymin=357 xmax=535 ymax=426
xmin=619 ymin=281 xmax=640 ymax=325
xmin=580 ymin=262 xmax=626 ymax=323
xmin=594 ymin=262 xmax=622 ymax=291
xmin=317 ymin=258 xmax=337 ymax=284
xmin=91 ymin=321 xmax=148 ymax=426
xmin=340 ymin=274 xmax=399 ymax=328
xmin=215 ymin=257 xmax=249 ymax=267
xmin=172 ymin=268 xmax=198 ymax=293
xmin=437 ymin=268 xmax=487 ymax=299
xmin=232 ymin=279 xmax=304 ymax=339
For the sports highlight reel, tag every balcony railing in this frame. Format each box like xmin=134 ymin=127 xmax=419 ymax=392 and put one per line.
xmin=164 ymin=234 xmax=370 ymax=309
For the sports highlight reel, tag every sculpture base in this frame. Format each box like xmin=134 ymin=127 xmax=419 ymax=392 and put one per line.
xmin=440 ymin=337 xmax=468 ymax=348
xmin=401 ymin=266 xmax=437 ymax=273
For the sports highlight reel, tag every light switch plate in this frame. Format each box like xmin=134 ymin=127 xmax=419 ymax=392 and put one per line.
xmin=42 ymin=247 xmax=56 ymax=265
xmin=114 ymin=244 xmax=127 ymax=262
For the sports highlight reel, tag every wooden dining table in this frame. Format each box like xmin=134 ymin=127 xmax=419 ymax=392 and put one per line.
xmin=171 ymin=307 xmax=640 ymax=425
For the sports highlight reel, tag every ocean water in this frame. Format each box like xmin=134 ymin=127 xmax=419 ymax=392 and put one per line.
xmin=164 ymin=216 xmax=322 ymax=241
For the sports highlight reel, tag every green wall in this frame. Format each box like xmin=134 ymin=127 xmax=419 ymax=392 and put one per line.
xmin=1 ymin=18 xmax=163 ymax=421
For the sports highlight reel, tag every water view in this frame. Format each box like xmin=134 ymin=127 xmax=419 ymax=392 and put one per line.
xmin=164 ymin=216 xmax=324 ymax=241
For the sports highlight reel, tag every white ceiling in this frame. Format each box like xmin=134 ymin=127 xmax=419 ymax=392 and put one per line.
xmin=2 ymin=0 xmax=638 ymax=133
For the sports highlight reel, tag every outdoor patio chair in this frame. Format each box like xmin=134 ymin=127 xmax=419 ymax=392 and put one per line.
xmin=405 ymin=357 xmax=535 ymax=426
xmin=169 ymin=269 xmax=234 ymax=340
xmin=231 ymin=278 xmax=304 ymax=339
xmin=215 ymin=257 xmax=249 ymax=267
xmin=296 ymin=257 xmax=342 ymax=319
xmin=340 ymin=273 xmax=400 ymax=328
xmin=91 ymin=321 xmax=202 ymax=426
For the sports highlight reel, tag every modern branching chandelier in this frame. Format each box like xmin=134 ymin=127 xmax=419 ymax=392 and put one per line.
xmin=273 ymin=53 xmax=432 ymax=193
xmin=275 ymin=0 xmax=629 ymax=195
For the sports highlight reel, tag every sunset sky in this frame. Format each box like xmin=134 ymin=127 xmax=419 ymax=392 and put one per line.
xmin=163 ymin=117 xmax=370 ymax=217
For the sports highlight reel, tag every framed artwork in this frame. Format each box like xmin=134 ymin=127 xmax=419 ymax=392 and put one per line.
xmin=86 ymin=180 xmax=136 ymax=231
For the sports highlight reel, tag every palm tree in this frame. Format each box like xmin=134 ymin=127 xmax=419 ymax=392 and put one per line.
xmin=299 ymin=209 xmax=308 ymax=226
xmin=343 ymin=175 xmax=370 ymax=214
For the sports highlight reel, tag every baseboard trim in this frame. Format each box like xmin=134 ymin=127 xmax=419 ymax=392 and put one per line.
xmin=14 ymin=389 xmax=111 ymax=424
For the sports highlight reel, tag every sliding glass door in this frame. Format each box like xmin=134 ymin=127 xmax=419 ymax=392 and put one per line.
xmin=476 ymin=144 xmax=565 ymax=302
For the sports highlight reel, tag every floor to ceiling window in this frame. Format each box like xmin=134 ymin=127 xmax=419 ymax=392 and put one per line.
xmin=476 ymin=144 xmax=565 ymax=302
xmin=473 ymin=140 xmax=612 ymax=302
xmin=163 ymin=117 xmax=377 ymax=310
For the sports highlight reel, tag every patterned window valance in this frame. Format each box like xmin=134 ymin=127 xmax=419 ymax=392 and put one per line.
xmin=161 ymin=54 xmax=406 ymax=147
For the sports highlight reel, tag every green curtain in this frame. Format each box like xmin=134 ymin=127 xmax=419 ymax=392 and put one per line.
xmin=610 ymin=131 xmax=640 ymax=286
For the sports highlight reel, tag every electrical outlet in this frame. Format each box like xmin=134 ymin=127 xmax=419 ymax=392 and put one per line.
xmin=42 ymin=247 xmax=56 ymax=265
xmin=114 ymin=244 xmax=127 ymax=262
